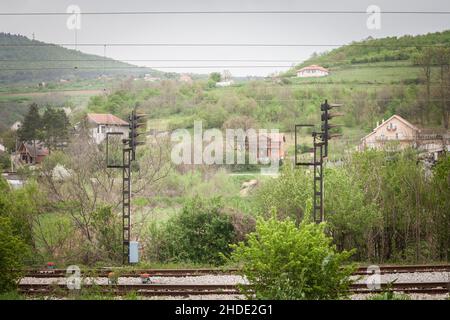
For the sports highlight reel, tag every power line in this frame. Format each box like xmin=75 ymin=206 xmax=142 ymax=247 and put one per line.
xmin=0 ymin=65 xmax=312 ymax=71
xmin=1 ymin=65 xmax=449 ymax=74
xmin=1 ymin=10 xmax=450 ymax=16
xmin=0 ymin=59 xmax=303 ymax=63
xmin=1 ymin=43 xmax=448 ymax=48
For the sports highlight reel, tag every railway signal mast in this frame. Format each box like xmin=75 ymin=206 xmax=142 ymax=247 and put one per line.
xmin=295 ymin=100 xmax=343 ymax=223
xmin=107 ymin=107 xmax=147 ymax=264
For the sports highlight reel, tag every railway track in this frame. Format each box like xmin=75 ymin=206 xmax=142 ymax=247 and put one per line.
xmin=18 ymin=282 xmax=450 ymax=297
xmin=22 ymin=264 xmax=450 ymax=278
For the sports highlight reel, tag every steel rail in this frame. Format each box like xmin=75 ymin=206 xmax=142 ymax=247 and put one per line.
xmin=17 ymin=282 xmax=450 ymax=296
xmin=22 ymin=264 xmax=450 ymax=278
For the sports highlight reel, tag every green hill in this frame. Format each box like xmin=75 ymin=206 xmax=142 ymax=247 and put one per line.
xmin=288 ymin=30 xmax=450 ymax=72
xmin=0 ymin=33 xmax=163 ymax=84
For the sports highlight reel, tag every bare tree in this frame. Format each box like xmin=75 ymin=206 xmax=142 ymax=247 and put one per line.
xmin=39 ymin=127 xmax=171 ymax=263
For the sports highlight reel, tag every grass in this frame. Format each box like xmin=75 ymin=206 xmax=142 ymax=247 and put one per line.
xmin=368 ymin=292 xmax=411 ymax=300
xmin=289 ymin=62 xmax=426 ymax=85
xmin=0 ymin=291 xmax=25 ymax=300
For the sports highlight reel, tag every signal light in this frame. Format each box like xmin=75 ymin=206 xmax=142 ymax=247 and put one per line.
xmin=129 ymin=109 xmax=148 ymax=160
xmin=321 ymin=101 xmax=343 ymax=158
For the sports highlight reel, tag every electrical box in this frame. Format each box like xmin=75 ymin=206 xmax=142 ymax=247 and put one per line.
xmin=129 ymin=241 xmax=139 ymax=264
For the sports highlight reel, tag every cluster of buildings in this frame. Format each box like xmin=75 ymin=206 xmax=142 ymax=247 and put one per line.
xmin=1 ymin=113 xmax=129 ymax=169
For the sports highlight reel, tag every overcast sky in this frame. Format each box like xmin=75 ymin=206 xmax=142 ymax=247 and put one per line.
xmin=1 ymin=0 xmax=450 ymax=76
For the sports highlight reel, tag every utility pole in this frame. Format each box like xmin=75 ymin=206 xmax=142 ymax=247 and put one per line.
xmin=295 ymin=100 xmax=343 ymax=223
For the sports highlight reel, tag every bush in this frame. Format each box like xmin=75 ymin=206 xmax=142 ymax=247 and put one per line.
xmin=254 ymin=165 xmax=312 ymax=222
xmin=154 ymin=197 xmax=237 ymax=265
xmin=0 ymin=217 xmax=30 ymax=293
xmin=231 ymin=216 xmax=356 ymax=300
xmin=0 ymin=153 xmax=10 ymax=171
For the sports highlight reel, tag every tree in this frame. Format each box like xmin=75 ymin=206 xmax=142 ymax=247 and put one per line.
xmin=18 ymin=103 xmax=42 ymax=142
xmin=209 ymin=72 xmax=221 ymax=83
xmin=231 ymin=216 xmax=356 ymax=300
xmin=0 ymin=129 xmax=17 ymax=152
xmin=41 ymin=107 xmax=70 ymax=150
xmin=38 ymin=129 xmax=171 ymax=264
xmin=0 ymin=217 xmax=29 ymax=293
xmin=156 ymin=197 xmax=236 ymax=265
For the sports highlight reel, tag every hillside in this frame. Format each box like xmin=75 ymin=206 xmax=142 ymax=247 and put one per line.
xmin=0 ymin=33 xmax=164 ymax=84
xmin=289 ymin=30 xmax=450 ymax=72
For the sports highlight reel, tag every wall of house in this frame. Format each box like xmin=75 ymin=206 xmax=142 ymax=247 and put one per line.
xmin=362 ymin=118 xmax=418 ymax=149
xmin=297 ymin=69 xmax=328 ymax=78
xmin=90 ymin=125 xmax=129 ymax=144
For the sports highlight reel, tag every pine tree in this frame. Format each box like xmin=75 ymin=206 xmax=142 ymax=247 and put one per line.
xmin=42 ymin=107 xmax=71 ymax=150
xmin=18 ymin=103 xmax=42 ymax=142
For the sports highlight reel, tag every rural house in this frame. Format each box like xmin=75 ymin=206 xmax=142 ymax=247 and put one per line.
xmin=296 ymin=65 xmax=329 ymax=78
xmin=10 ymin=121 xmax=22 ymax=131
xmin=86 ymin=113 xmax=129 ymax=144
xmin=360 ymin=114 xmax=450 ymax=159
xmin=245 ymin=132 xmax=286 ymax=163
xmin=179 ymin=74 xmax=193 ymax=84
xmin=17 ymin=140 xmax=49 ymax=165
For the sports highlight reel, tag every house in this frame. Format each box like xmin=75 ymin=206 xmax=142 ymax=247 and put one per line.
xmin=245 ymin=132 xmax=286 ymax=162
xmin=17 ymin=140 xmax=49 ymax=165
xmin=296 ymin=65 xmax=329 ymax=78
xmin=86 ymin=113 xmax=129 ymax=144
xmin=179 ymin=74 xmax=193 ymax=84
xmin=360 ymin=114 xmax=450 ymax=158
xmin=216 ymin=80 xmax=234 ymax=87
xmin=360 ymin=115 xmax=419 ymax=150
xmin=143 ymin=74 xmax=160 ymax=82
xmin=11 ymin=121 xmax=22 ymax=131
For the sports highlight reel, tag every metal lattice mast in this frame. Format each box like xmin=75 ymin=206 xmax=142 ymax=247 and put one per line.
xmin=295 ymin=100 xmax=343 ymax=223
xmin=122 ymin=146 xmax=132 ymax=264
xmin=106 ymin=107 xmax=147 ymax=264
xmin=312 ymin=133 xmax=324 ymax=223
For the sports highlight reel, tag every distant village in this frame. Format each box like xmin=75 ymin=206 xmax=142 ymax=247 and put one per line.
xmin=0 ymin=64 xmax=449 ymax=189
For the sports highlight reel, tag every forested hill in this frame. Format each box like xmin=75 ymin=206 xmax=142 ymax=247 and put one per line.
xmin=0 ymin=33 xmax=163 ymax=84
xmin=287 ymin=30 xmax=450 ymax=73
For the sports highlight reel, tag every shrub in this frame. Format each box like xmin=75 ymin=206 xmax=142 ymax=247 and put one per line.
xmin=254 ymin=165 xmax=312 ymax=222
xmin=0 ymin=217 xmax=30 ymax=293
xmin=231 ymin=216 xmax=356 ymax=300
xmin=153 ymin=197 xmax=237 ymax=265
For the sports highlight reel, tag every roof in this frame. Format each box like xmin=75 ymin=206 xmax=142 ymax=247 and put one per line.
xmin=297 ymin=65 xmax=329 ymax=73
xmin=87 ymin=113 xmax=128 ymax=126
xmin=361 ymin=115 xmax=419 ymax=141
xmin=246 ymin=133 xmax=286 ymax=145
xmin=19 ymin=141 xmax=49 ymax=157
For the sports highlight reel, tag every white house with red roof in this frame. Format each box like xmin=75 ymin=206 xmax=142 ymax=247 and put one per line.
xmin=86 ymin=113 xmax=129 ymax=144
xmin=296 ymin=65 xmax=329 ymax=78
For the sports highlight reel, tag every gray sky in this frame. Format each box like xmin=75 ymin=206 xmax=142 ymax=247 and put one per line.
xmin=1 ymin=0 xmax=450 ymax=76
